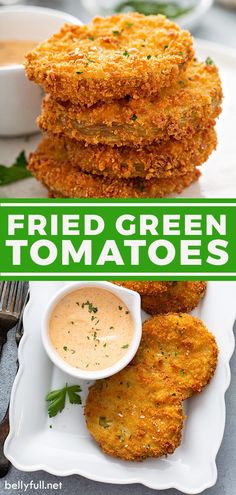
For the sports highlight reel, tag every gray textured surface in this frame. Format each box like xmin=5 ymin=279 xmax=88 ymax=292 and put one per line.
xmin=0 ymin=1 xmax=236 ymax=494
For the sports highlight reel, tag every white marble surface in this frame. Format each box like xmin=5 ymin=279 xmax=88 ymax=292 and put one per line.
xmin=0 ymin=1 xmax=236 ymax=495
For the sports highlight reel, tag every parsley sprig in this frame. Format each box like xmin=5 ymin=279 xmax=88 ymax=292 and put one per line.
xmin=46 ymin=384 xmax=82 ymax=418
xmin=0 ymin=150 xmax=31 ymax=186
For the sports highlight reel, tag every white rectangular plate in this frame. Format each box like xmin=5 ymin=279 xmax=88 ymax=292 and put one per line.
xmin=0 ymin=39 xmax=236 ymax=198
xmin=4 ymin=281 xmax=236 ymax=494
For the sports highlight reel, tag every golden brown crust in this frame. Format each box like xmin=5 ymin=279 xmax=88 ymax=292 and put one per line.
xmin=141 ymin=281 xmax=207 ymax=314
xmin=113 ymin=281 xmax=173 ymax=296
xmin=25 ymin=13 xmax=194 ymax=106
xmin=28 ymin=138 xmax=200 ymax=198
xmin=38 ymin=61 xmax=222 ymax=146
xmin=47 ymin=127 xmax=216 ymax=180
xmin=85 ymin=364 xmax=184 ymax=461
xmin=132 ymin=313 xmax=218 ymax=400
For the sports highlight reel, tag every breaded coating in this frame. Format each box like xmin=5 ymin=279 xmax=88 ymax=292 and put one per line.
xmin=85 ymin=365 xmax=184 ymax=461
xmin=48 ymin=127 xmax=216 ymax=180
xmin=28 ymin=138 xmax=200 ymax=198
xmin=39 ymin=61 xmax=222 ymax=146
xmin=132 ymin=314 xmax=218 ymax=400
xmin=113 ymin=281 xmax=173 ymax=296
xmin=141 ymin=281 xmax=207 ymax=314
xmin=25 ymin=13 xmax=193 ymax=107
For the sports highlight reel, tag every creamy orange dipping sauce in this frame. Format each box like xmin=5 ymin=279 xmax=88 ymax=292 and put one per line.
xmin=49 ymin=288 xmax=133 ymax=371
xmin=0 ymin=40 xmax=37 ymax=66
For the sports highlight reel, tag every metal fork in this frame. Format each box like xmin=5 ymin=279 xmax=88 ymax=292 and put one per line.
xmin=0 ymin=283 xmax=29 ymax=478
xmin=0 ymin=282 xmax=26 ymax=358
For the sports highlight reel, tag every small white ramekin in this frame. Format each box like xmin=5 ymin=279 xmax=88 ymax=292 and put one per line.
xmin=0 ymin=5 xmax=80 ymax=137
xmin=41 ymin=281 xmax=142 ymax=380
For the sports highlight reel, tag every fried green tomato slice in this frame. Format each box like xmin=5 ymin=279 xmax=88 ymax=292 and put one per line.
xmin=47 ymin=127 xmax=216 ymax=180
xmin=25 ymin=13 xmax=193 ymax=107
xmin=85 ymin=365 xmax=184 ymax=461
xmin=28 ymin=139 xmax=200 ymax=199
xmin=141 ymin=281 xmax=207 ymax=314
xmin=132 ymin=314 xmax=218 ymax=400
xmin=38 ymin=61 xmax=222 ymax=146
xmin=113 ymin=281 xmax=173 ymax=296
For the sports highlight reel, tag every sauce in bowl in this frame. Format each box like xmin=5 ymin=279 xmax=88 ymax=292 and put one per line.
xmin=49 ymin=287 xmax=134 ymax=371
xmin=0 ymin=40 xmax=36 ymax=66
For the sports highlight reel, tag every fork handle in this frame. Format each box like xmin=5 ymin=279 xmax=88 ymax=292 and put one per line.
xmin=0 ymin=333 xmax=8 ymax=359
xmin=0 ymin=408 xmax=10 ymax=478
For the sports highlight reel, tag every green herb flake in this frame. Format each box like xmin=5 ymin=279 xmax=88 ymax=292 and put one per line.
xmin=103 ymin=343 xmax=107 ymax=347
xmin=179 ymin=369 xmax=185 ymax=376
xmin=205 ymin=56 xmax=215 ymax=67
xmin=0 ymin=150 xmax=31 ymax=186
xmin=131 ymin=113 xmax=137 ymax=121
xmin=118 ymin=306 xmax=123 ymax=310
xmin=82 ymin=300 xmax=98 ymax=313
xmin=121 ymin=344 xmax=129 ymax=349
xmin=163 ymin=44 xmax=169 ymax=50
xmin=63 ymin=346 xmax=68 ymax=352
xmin=46 ymin=383 xmax=82 ymax=418
xmin=88 ymin=36 xmax=95 ymax=41
xmin=76 ymin=70 xmax=83 ymax=74
xmin=123 ymin=50 xmax=130 ymax=57
xmin=113 ymin=30 xmax=120 ymax=36
xmin=147 ymin=54 xmax=152 ymax=60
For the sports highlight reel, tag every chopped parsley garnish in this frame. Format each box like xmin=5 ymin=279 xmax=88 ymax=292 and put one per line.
xmin=103 ymin=343 xmax=107 ymax=347
xmin=123 ymin=50 xmax=130 ymax=57
xmin=118 ymin=306 xmax=123 ymax=310
xmin=164 ymin=44 xmax=169 ymax=50
xmin=0 ymin=150 xmax=31 ymax=186
xmin=126 ymin=22 xmax=134 ymax=28
xmin=131 ymin=114 xmax=137 ymax=121
xmin=205 ymin=56 xmax=215 ymax=66
xmin=76 ymin=71 xmax=83 ymax=74
xmin=179 ymin=369 xmax=185 ymax=376
xmin=147 ymin=54 xmax=152 ymax=60
xmin=113 ymin=30 xmax=120 ymax=36
xmin=88 ymin=36 xmax=95 ymax=41
xmin=81 ymin=300 xmax=98 ymax=313
xmin=63 ymin=346 xmax=68 ymax=351
xmin=46 ymin=384 xmax=82 ymax=418
xmin=87 ymin=58 xmax=94 ymax=64
xmin=121 ymin=344 xmax=129 ymax=349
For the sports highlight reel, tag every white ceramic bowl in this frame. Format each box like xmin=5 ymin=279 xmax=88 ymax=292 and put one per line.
xmin=41 ymin=281 xmax=142 ymax=380
xmin=0 ymin=5 xmax=80 ymax=137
